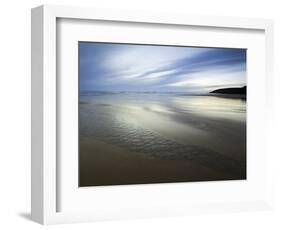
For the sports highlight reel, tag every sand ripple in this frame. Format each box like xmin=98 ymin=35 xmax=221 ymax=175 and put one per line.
xmin=80 ymin=103 xmax=246 ymax=178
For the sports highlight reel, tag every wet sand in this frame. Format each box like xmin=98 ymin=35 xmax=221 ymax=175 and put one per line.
xmin=79 ymin=93 xmax=246 ymax=186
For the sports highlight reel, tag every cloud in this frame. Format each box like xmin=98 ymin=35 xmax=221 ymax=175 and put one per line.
xmin=165 ymin=69 xmax=245 ymax=93
xmin=79 ymin=42 xmax=246 ymax=93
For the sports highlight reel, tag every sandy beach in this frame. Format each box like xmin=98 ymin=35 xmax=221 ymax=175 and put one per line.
xmin=79 ymin=92 xmax=246 ymax=186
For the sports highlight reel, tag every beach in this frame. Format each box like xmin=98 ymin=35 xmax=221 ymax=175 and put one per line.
xmin=79 ymin=92 xmax=246 ymax=186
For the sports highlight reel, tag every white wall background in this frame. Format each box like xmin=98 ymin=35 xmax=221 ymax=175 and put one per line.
xmin=0 ymin=0 xmax=280 ymax=229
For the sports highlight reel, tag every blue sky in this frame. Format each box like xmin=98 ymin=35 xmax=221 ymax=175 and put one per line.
xmin=79 ymin=42 xmax=246 ymax=93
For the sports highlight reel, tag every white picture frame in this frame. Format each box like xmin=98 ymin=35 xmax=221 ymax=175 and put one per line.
xmin=31 ymin=4 xmax=274 ymax=225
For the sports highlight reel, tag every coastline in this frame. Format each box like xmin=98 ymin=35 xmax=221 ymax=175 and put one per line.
xmin=79 ymin=93 xmax=246 ymax=186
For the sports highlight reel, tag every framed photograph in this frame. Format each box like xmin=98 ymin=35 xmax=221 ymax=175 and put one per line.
xmin=31 ymin=5 xmax=274 ymax=225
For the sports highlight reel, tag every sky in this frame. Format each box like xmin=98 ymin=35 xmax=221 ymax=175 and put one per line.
xmin=79 ymin=42 xmax=246 ymax=93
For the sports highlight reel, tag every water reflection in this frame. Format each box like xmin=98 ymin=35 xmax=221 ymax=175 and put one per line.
xmin=79 ymin=92 xmax=246 ymax=184
xmin=172 ymin=96 xmax=246 ymax=121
